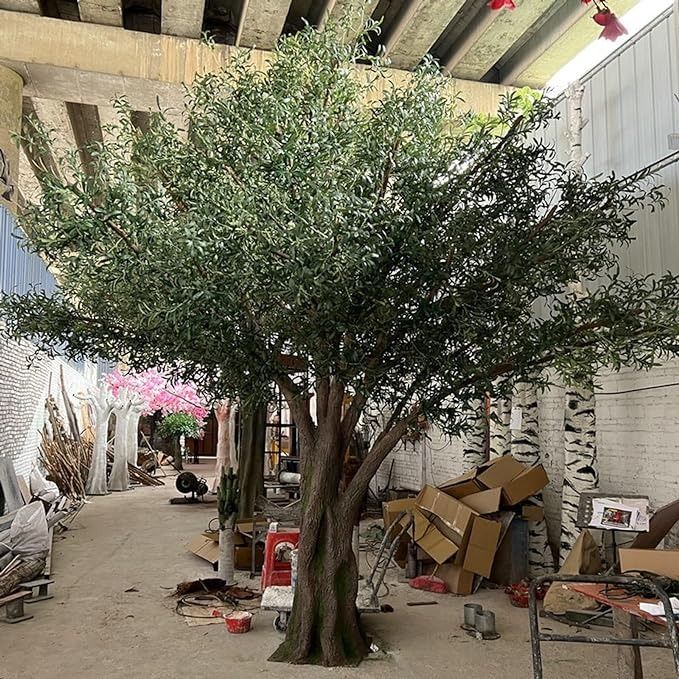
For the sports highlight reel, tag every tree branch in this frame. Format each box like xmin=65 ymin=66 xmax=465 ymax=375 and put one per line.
xmin=274 ymin=374 xmax=316 ymax=445
xmin=341 ymin=405 xmax=421 ymax=514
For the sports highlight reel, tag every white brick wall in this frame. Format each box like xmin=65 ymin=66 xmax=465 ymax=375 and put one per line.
xmin=376 ymin=359 xmax=679 ymax=550
xmin=0 ymin=336 xmax=96 ymax=483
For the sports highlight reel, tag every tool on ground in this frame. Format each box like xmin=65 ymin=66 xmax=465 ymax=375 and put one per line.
xmin=170 ymin=472 xmax=208 ymax=504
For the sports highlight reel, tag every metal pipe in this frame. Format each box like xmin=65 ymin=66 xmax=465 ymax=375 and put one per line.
xmin=464 ymin=603 xmax=483 ymax=628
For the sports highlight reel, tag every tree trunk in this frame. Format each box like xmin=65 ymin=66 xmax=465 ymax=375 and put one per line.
xmin=126 ymin=409 xmax=142 ymax=466
xmin=218 ymin=521 xmax=236 ymax=585
xmin=170 ymin=437 xmax=183 ymax=471
xmin=270 ymin=426 xmax=368 ymax=666
xmin=561 ymin=383 xmax=598 ymax=565
xmin=560 ymin=82 xmax=600 ymax=566
xmin=511 ymin=381 xmax=554 ymax=575
xmin=462 ymin=397 xmax=488 ymax=472
xmin=489 ymin=395 xmax=512 ymax=458
xmin=109 ymin=403 xmax=131 ymax=491
xmin=237 ymin=405 xmax=266 ymax=520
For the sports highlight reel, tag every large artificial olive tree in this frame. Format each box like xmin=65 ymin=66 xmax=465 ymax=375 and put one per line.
xmin=3 ymin=17 xmax=679 ymax=667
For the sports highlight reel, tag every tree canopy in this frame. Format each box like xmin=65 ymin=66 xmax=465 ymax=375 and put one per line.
xmin=4 ymin=20 xmax=678 ymax=435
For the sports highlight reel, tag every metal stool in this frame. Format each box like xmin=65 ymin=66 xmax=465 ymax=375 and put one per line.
xmin=0 ymin=591 xmax=33 ymax=623
xmin=20 ymin=578 xmax=54 ymax=602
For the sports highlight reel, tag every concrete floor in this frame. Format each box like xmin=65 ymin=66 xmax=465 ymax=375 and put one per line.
xmin=1 ymin=463 xmax=674 ymax=679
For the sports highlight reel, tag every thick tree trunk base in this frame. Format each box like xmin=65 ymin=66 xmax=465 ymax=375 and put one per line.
xmin=269 ymin=497 xmax=369 ymax=666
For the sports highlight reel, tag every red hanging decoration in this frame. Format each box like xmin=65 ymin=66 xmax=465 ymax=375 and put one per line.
xmin=592 ymin=8 xmax=628 ymax=41
xmin=581 ymin=0 xmax=593 ymax=4
xmin=488 ymin=0 xmax=516 ymax=9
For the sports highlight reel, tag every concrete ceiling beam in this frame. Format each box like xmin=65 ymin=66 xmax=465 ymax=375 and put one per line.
xmin=441 ymin=5 xmax=498 ymax=74
xmin=161 ymin=0 xmax=206 ymax=38
xmin=0 ymin=1 xmax=39 ymax=13
xmin=387 ymin=0 xmax=467 ymax=70
xmin=450 ymin=0 xmax=556 ymax=82
xmin=325 ymin=0 xmax=379 ymax=38
xmin=236 ymin=0 xmax=292 ymax=49
xmin=65 ymin=101 xmax=103 ymax=174
xmin=20 ymin=98 xmax=64 ymax=183
xmin=77 ymin=0 xmax=123 ymax=27
xmin=503 ymin=0 xmax=637 ymax=86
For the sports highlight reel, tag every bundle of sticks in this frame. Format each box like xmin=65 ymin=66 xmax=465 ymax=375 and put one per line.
xmin=40 ymin=396 xmax=90 ymax=499
xmin=106 ymin=448 xmax=164 ymax=487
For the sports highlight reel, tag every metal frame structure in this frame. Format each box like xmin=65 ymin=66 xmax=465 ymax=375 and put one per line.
xmin=529 ymin=573 xmax=679 ymax=679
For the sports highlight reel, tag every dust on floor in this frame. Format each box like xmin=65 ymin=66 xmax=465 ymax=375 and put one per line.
xmin=1 ymin=466 xmax=674 ymax=679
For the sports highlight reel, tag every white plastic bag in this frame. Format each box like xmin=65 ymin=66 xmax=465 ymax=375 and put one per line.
xmin=9 ymin=503 xmax=49 ymax=557
xmin=30 ymin=465 xmax=60 ymax=504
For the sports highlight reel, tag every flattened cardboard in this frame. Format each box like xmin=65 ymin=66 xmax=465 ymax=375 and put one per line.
xmin=619 ymin=548 xmax=679 ymax=579
xmin=461 ymin=488 xmax=503 ymax=515
xmin=462 ymin=516 xmax=503 ymax=578
xmin=477 ymin=455 xmax=526 ymax=489
xmin=411 ymin=507 xmax=459 ymax=564
xmin=502 ymin=465 xmax=549 ymax=506
xmin=188 ymin=535 xmax=219 ymax=565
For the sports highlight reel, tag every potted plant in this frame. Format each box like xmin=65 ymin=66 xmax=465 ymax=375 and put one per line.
xmin=157 ymin=413 xmax=203 ymax=471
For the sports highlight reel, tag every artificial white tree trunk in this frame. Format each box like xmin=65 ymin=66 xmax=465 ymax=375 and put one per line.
xmin=126 ymin=402 xmax=145 ymax=466
xmin=511 ymin=381 xmax=554 ymax=575
xmin=489 ymin=395 xmax=512 ymax=459
xmin=462 ymin=397 xmax=488 ymax=472
xmin=560 ymin=82 xmax=599 ymax=565
xmin=108 ymin=389 xmax=133 ymax=491
xmin=218 ymin=524 xmax=236 ymax=585
xmin=80 ymin=383 xmax=115 ymax=496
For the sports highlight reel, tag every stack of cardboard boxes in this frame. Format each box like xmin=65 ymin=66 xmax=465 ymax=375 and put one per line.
xmin=382 ymin=454 xmax=549 ymax=594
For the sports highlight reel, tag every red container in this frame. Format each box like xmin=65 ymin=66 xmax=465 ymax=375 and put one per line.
xmin=261 ymin=528 xmax=300 ymax=590
xmin=224 ymin=611 xmax=252 ymax=634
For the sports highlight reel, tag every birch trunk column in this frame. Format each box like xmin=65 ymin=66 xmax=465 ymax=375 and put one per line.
xmin=81 ymin=384 xmax=115 ymax=496
xmin=511 ymin=381 xmax=554 ymax=575
xmin=489 ymin=395 xmax=512 ymax=458
xmin=560 ymin=82 xmax=599 ymax=566
xmin=462 ymin=397 xmax=488 ymax=472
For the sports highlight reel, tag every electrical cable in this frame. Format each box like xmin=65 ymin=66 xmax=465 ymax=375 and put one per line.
xmin=596 ymin=381 xmax=679 ymax=396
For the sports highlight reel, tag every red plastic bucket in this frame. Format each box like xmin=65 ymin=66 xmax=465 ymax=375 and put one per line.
xmin=224 ymin=611 xmax=253 ymax=634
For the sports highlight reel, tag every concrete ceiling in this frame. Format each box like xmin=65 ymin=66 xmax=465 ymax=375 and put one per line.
xmin=0 ymin=0 xmax=639 ymax=204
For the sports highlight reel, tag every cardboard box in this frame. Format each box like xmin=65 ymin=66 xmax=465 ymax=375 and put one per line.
xmin=411 ymin=507 xmax=459 ymax=564
xmin=415 ymin=485 xmax=501 ymax=576
xmin=462 ymin=516 xmax=502 ymax=578
xmin=383 ymin=497 xmax=415 ymax=533
xmin=234 ymin=544 xmax=264 ymax=570
xmin=502 ymin=465 xmax=549 ymax=506
xmin=422 ymin=562 xmax=475 ymax=595
xmin=416 ymin=485 xmax=476 ymax=546
xmin=383 ymin=497 xmax=415 ymax=567
xmin=619 ymin=548 xmax=679 ymax=579
xmin=477 ymin=456 xmax=526 ymax=489
xmin=521 ymin=505 xmax=545 ymax=522
xmin=438 ymin=469 xmax=484 ymax=498
xmin=461 ymin=488 xmax=503 ymax=515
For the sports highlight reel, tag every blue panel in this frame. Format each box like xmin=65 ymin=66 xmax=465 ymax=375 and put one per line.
xmin=0 ymin=205 xmax=56 ymax=296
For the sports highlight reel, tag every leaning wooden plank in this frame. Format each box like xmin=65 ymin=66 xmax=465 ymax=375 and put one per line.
xmin=43 ymin=527 xmax=54 ymax=576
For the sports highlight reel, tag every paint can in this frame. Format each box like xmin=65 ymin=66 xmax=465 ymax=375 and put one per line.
xmin=224 ymin=610 xmax=253 ymax=634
